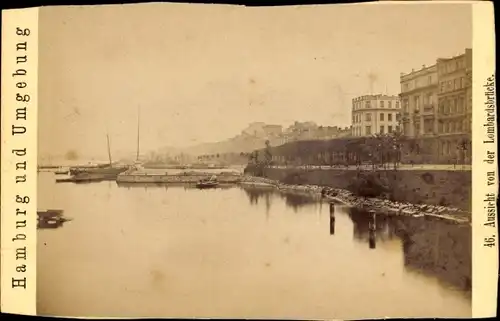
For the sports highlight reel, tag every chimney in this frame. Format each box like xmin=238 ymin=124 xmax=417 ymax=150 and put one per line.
xmin=411 ymin=68 xmax=414 ymax=72
xmin=422 ymin=64 xmax=426 ymax=69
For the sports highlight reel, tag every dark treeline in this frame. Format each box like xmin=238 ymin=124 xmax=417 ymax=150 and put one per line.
xmin=243 ymin=133 xmax=472 ymax=202
xmin=246 ymin=133 xmax=471 ymax=168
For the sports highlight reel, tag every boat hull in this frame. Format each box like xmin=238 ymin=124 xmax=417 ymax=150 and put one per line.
xmin=196 ymin=182 xmax=219 ymax=189
xmin=69 ymin=166 xmax=128 ymax=176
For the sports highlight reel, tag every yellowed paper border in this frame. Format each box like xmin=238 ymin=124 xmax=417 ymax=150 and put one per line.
xmin=471 ymin=1 xmax=498 ymax=318
xmin=0 ymin=1 xmax=498 ymax=318
xmin=1 ymin=7 xmax=38 ymax=315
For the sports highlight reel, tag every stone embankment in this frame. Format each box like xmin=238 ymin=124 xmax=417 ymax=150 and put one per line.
xmin=240 ymin=175 xmax=471 ymax=224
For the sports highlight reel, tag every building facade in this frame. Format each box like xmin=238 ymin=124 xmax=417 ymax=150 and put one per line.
xmin=400 ymin=64 xmax=439 ymax=138
xmin=399 ymin=48 xmax=472 ymax=163
xmin=351 ymin=94 xmax=401 ymax=137
xmin=436 ymin=48 xmax=472 ymax=157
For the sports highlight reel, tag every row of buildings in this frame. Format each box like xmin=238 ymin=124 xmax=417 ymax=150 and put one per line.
xmin=202 ymin=49 xmax=472 ymax=165
xmin=241 ymin=121 xmax=351 ymax=145
xmin=351 ymin=48 xmax=472 ymax=163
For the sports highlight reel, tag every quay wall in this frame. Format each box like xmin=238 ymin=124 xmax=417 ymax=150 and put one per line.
xmin=257 ymin=168 xmax=471 ymax=211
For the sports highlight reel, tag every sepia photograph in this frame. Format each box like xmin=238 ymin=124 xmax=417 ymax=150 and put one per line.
xmin=31 ymin=2 xmax=477 ymax=319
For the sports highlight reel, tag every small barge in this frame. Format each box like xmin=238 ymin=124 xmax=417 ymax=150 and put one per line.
xmin=196 ymin=176 xmax=219 ymax=189
xmin=116 ymin=169 xmax=242 ymax=184
xmin=37 ymin=209 xmax=72 ymax=229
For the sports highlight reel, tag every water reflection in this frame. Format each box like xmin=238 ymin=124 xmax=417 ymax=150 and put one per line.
xmin=397 ymin=215 xmax=472 ymax=293
xmin=281 ymin=193 xmax=320 ymax=212
xmin=241 ymin=186 xmax=324 ymax=212
xmin=242 ymin=186 xmax=271 ymax=206
xmin=347 ymin=206 xmax=471 ymax=293
xmin=348 ymin=207 xmax=399 ymax=243
xmin=243 ymin=188 xmax=471 ymax=294
xmin=116 ymin=182 xmax=170 ymax=191
xmin=38 ymin=177 xmax=471 ymax=318
xmin=115 ymin=182 xmax=235 ymax=191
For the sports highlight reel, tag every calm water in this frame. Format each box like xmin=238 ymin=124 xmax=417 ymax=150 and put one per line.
xmin=37 ymin=172 xmax=472 ymax=319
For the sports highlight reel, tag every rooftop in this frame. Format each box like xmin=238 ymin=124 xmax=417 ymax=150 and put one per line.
xmin=437 ymin=48 xmax=472 ymax=62
xmin=400 ymin=64 xmax=437 ymax=80
xmin=352 ymin=94 xmax=400 ymax=101
xmin=400 ymin=48 xmax=472 ymax=78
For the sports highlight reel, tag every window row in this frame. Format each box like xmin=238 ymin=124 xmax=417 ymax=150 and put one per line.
xmin=438 ymin=119 xmax=471 ymax=134
xmin=438 ymin=58 xmax=466 ymax=75
xmin=352 ymin=100 xmax=400 ymax=110
xmin=439 ymin=77 xmax=468 ymax=93
xmin=353 ymin=125 xmax=400 ymax=136
xmin=401 ymin=75 xmax=435 ymax=92
xmin=401 ymin=93 xmax=435 ymax=112
xmin=352 ymin=112 xmax=401 ymax=123
xmin=438 ymin=96 xmax=468 ymax=114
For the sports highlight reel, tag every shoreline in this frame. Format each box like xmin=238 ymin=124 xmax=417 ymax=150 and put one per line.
xmin=44 ymin=170 xmax=471 ymax=225
xmin=239 ymin=175 xmax=471 ymax=225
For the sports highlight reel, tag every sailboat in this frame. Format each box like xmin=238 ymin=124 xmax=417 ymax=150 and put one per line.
xmin=116 ymin=108 xmax=145 ymax=184
xmin=133 ymin=107 xmax=143 ymax=168
xmin=67 ymin=132 xmax=128 ymax=177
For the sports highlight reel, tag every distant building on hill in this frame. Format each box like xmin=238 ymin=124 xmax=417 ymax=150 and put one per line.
xmin=241 ymin=122 xmax=283 ymax=138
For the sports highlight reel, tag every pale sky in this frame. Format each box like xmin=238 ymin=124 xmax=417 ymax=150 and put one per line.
xmin=38 ymin=2 xmax=472 ymax=160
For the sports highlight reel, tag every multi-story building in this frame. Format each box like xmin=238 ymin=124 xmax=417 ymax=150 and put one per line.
xmin=399 ymin=64 xmax=439 ymax=137
xmin=351 ymin=94 xmax=401 ymax=137
xmin=436 ymin=48 xmax=472 ymax=156
xmin=399 ymin=48 xmax=472 ymax=163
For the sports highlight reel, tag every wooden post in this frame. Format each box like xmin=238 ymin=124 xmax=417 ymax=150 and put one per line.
xmin=329 ymin=202 xmax=335 ymax=216
xmin=369 ymin=211 xmax=376 ymax=249
xmin=329 ymin=202 xmax=335 ymax=235
xmin=330 ymin=215 xmax=336 ymax=235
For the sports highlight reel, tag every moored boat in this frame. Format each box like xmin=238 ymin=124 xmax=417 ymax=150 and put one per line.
xmin=37 ymin=209 xmax=72 ymax=229
xmin=196 ymin=175 xmax=219 ymax=189
xmin=56 ymin=172 xmax=117 ymax=183
xmin=69 ymin=165 xmax=128 ymax=176
xmin=55 ymin=168 xmax=70 ymax=175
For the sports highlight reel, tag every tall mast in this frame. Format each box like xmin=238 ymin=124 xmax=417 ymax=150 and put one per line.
xmin=136 ymin=107 xmax=140 ymax=161
xmin=106 ymin=132 xmax=112 ymax=165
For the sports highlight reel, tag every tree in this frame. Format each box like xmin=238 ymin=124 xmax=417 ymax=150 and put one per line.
xmin=248 ymin=152 xmax=255 ymax=164
xmin=391 ymin=130 xmax=404 ymax=170
xmin=264 ymin=140 xmax=272 ymax=166
xmin=254 ymin=150 xmax=260 ymax=164
xmin=457 ymin=137 xmax=470 ymax=165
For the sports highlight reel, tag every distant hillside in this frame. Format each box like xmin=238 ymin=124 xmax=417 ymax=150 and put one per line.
xmin=179 ymin=134 xmax=269 ymax=156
